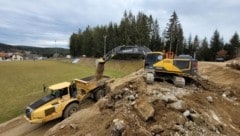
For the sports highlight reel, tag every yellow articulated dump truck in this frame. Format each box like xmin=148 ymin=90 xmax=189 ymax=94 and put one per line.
xmin=24 ymin=76 xmax=110 ymax=124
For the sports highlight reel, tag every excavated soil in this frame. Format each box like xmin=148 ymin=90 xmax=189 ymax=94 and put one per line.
xmin=44 ymin=62 xmax=240 ymax=136
xmin=95 ymin=62 xmax=105 ymax=81
xmin=1 ymin=61 xmax=240 ymax=136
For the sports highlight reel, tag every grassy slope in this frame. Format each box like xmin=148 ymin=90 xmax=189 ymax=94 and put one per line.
xmin=0 ymin=59 xmax=142 ymax=123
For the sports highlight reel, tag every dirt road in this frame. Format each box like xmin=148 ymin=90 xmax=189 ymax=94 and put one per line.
xmin=1 ymin=61 xmax=239 ymax=136
xmin=0 ymin=116 xmax=61 ymax=136
xmin=0 ymin=98 xmax=94 ymax=136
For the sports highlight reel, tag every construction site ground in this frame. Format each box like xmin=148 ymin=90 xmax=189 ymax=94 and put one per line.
xmin=0 ymin=61 xmax=240 ymax=136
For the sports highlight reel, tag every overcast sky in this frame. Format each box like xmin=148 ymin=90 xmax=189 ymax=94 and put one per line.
xmin=0 ymin=0 xmax=239 ymax=48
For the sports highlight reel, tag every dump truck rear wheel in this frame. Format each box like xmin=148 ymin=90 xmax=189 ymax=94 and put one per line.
xmin=94 ymin=89 xmax=105 ymax=101
xmin=63 ymin=103 xmax=79 ymax=119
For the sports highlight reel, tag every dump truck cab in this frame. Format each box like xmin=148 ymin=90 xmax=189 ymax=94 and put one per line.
xmin=25 ymin=82 xmax=78 ymax=123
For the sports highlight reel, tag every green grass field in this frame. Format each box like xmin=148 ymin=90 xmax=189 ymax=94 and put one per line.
xmin=0 ymin=58 xmax=143 ymax=123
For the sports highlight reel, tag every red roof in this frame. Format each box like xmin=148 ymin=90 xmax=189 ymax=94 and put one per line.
xmin=0 ymin=52 xmax=7 ymax=57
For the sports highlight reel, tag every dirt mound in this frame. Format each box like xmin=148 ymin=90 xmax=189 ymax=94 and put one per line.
xmin=198 ymin=61 xmax=240 ymax=105
xmin=198 ymin=62 xmax=240 ymax=90
xmin=45 ymin=68 xmax=240 ymax=136
xmin=226 ymin=58 xmax=240 ymax=70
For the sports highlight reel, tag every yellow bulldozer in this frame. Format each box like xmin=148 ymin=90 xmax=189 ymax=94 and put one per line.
xmin=144 ymin=51 xmax=198 ymax=87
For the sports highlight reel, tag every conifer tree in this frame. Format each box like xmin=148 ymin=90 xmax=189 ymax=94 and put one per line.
xmin=164 ymin=11 xmax=184 ymax=55
xmin=187 ymin=34 xmax=193 ymax=55
xmin=196 ymin=37 xmax=210 ymax=61
xmin=209 ymin=30 xmax=222 ymax=61
xmin=69 ymin=33 xmax=78 ymax=57
xmin=149 ymin=19 xmax=162 ymax=51
xmin=230 ymin=32 xmax=240 ymax=48
xmin=193 ymin=35 xmax=200 ymax=58
xmin=228 ymin=32 xmax=240 ymax=59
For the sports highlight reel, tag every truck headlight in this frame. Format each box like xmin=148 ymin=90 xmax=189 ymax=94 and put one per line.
xmin=25 ymin=106 xmax=33 ymax=119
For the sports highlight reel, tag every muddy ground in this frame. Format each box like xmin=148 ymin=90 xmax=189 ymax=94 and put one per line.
xmin=0 ymin=61 xmax=240 ymax=136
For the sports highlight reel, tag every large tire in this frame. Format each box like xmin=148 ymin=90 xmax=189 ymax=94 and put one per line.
xmin=94 ymin=89 xmax=105 ymax=101
xmin=63 ymin=103 xmax=79 ymax=119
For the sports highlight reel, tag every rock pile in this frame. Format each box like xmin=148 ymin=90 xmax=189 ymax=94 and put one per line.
xmin=45 ymin=70 xmax=240 ymax=136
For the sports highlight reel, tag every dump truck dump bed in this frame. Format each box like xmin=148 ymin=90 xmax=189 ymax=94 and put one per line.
xmin=74 ymin=75 xmax=110 ymax=92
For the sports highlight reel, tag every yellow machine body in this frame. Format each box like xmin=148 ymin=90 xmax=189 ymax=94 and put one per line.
xmin=25 ymin=76 xmax=109 ymax=124
xmin=144 ymin=52 xmax=198 ymax=86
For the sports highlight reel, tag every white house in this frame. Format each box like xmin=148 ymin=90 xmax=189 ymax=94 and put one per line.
xmin=12 ymin=53 xmax=23 ymax=61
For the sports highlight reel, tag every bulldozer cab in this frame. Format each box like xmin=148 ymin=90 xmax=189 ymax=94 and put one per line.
xmin=144 ymin=52 xmax=164 ymax=69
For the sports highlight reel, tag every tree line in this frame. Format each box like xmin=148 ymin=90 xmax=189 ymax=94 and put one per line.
xmin=69 ymin=11 xmax=240 ymax=61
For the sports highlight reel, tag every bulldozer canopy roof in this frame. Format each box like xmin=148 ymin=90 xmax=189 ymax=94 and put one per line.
xmin=48 ymin=82 xmax=71 ymax=90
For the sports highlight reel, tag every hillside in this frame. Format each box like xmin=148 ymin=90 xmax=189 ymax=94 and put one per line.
xmin=0 ymin=43 xmax=69 ymax=57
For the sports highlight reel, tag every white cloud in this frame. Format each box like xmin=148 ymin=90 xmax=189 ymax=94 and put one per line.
xmin=32 ymin=39 xmax=69 ymax=48
xmin=0 ymin=0 xmax=239 ymax=48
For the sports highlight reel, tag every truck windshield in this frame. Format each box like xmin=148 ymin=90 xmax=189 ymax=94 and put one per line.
xmin=50 ymin=87 xmax=68 ymax=98
xmin=50 ymin=90 xmax=60 ymax=98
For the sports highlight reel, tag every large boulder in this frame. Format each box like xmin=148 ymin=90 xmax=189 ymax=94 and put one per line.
xmin=111 ymin=118 xmax=126 ymax=136
xmin=134 ymin=98 xmax=155 ymax=121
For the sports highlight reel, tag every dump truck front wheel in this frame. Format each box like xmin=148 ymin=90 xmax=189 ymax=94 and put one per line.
xmin=63 ymin=103 xmax=79 ymax=118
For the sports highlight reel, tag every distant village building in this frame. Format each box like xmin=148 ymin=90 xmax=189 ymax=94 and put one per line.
xmin=0 ymin=51 xmax=44 ymax=61
xmin=0 ymin=52 xmax=13 ymax=61
xmin=12 ymin=53 xmax=23 ymax=61
xmin=0 ymin=52 xmax=7 ymax=61
xmin=25 ymin=54 xmax=39 ymax=60
xmin=66 ymin=55 xmax=71 ymax=59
